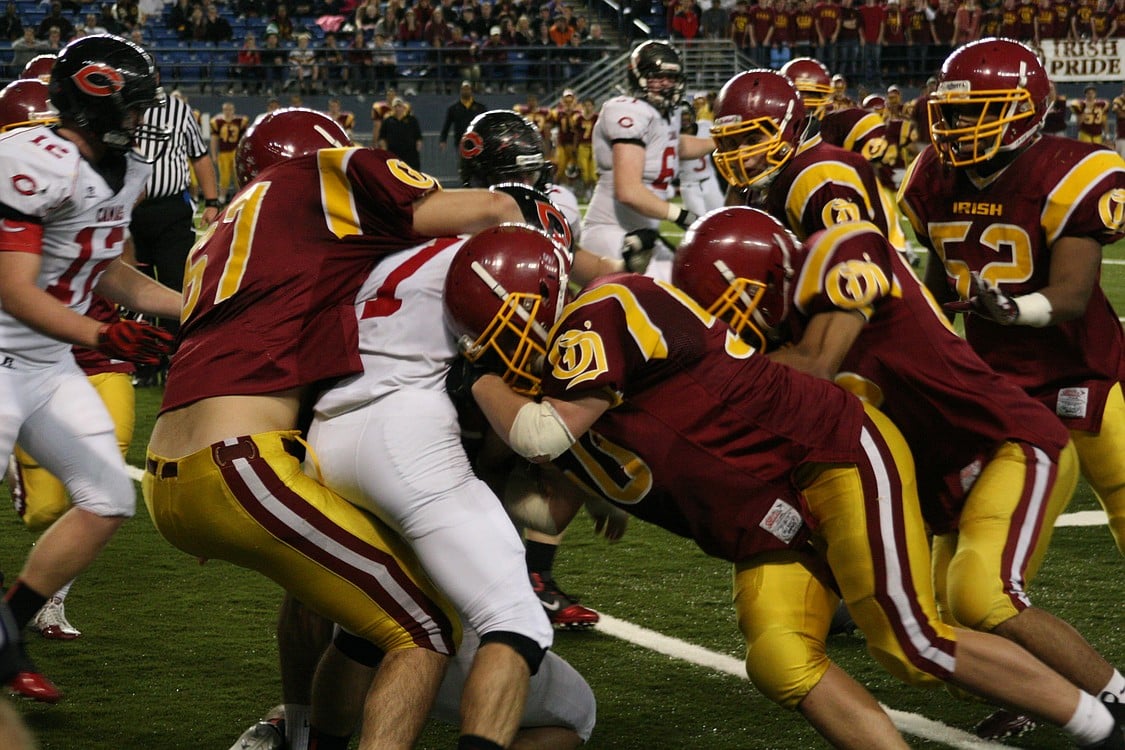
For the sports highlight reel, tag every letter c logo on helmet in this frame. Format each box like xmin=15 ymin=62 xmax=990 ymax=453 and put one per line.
xmin=460 ymin=131 xmax=484 ymax=158
xmin=71 ymin=63 xmax=125 ymax=97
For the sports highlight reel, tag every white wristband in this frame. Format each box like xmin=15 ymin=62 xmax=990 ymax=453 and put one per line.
xmin=666 ymin=203 xmax=682 ymax=223
xmin=1014 ymin=292 xmax=1053 ymax=327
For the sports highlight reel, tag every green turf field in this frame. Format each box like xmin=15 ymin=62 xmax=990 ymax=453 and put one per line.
xmin=0 ymin=229 xmax=1122 ymax=749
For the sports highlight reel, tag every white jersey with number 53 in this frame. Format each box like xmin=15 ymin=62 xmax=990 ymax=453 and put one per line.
xmin=583 ymin=96 xmax=679 ymax=233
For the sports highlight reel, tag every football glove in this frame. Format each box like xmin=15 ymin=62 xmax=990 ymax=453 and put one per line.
xmin=96 ymin=320 xmax=175 ymax=365
xmin=621 ymin=228 xmax=660 ymax=273
xmin=943 ymin=271 xmax=1019 ymax=325
xmin=668 ymin=204 xmax=697 ymax=230
xmin=446 ymin=355 xmax=494 ymax=404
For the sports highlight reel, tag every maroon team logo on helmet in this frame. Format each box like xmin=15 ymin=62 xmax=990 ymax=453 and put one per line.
xmin=460 ymin=130 xmax=484 ymax=159
xmin=71 ymin=63 xmax=125 ymax=97
xmin=617 ymin=116 xmax=634 ymax=128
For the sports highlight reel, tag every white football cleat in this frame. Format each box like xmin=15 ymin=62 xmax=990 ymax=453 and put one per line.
xmin=30 ymin=597 xmax=80 ymax=641
xmin=230 ymin=705 xmax=286 ymax=750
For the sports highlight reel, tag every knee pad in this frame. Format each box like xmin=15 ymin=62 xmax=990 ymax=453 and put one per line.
xmin=743 ymin=626 xmax=829 ymax=710
xmin=946 ymin=548 xmax=1021 ymax=632
xmin=478 ymin=630 xmax=548 ymax=676
xmin=333 ymin=628 xmax=385 ymax=668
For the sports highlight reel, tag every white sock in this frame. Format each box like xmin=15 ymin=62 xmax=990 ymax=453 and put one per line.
xmin=1100 ymin=670 xmax=1125 ymax=703
xmin=1064 ymin=691 xmax=1116 ymax=746
xmin=285 ymin=703 xmax=311 ymax=750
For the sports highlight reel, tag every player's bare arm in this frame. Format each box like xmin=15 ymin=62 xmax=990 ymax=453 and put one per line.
xmin=0 ymin=251 xmax=104 ymax=349
xmin=93 ymin=257 xmax=182 ymax=319
xmin=768 ymin=309 xmax=866 ymax=380
xmin=679 ymin=133 xmax=716 ymax=160
xmin=470 ymin=373 xmax=609 ymax=463
xmin=412 ymin=188 xmax=523 ymax=236
xmin=1041 ymin=235 xmax=1103 ymax=322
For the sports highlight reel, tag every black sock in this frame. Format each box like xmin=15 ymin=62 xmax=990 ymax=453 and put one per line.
xmin=525 ymin=540 xmax=558 ymax=576
xmin=307 ymin=727 xmax=351 ymax=750
xmin=3 ymin=581 xmax=48 ymax=632
xmin=458 ymin=735 xmax=504 ymax=750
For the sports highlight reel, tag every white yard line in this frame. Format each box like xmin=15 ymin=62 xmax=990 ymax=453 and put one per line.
xmin=594 ymin=613 xmax=1016 ymax=750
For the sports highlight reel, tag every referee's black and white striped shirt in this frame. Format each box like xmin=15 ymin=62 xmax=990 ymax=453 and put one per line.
xmin=141 ymin=92 xmax=210 ymax=200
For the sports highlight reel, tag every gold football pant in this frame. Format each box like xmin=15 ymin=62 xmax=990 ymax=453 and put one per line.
xmin=144 ymin=430 xmax=460 ymax=654
xmin=734 ymin=404 xmax=955 ymax=709
xmin=1070 ymin=381 xmax=1125 ymax=555
xmin=932 ymin=440 xmax=1078 ymax=632
xmin=10 ymin=371 xmax=135 ymax=531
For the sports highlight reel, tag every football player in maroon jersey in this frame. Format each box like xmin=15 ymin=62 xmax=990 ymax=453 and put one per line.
xmin=901 ymin=37 xmax=1125 ymax=737
xmin=445 ymin=224 xmax=1125 ymax=750
xmin=675 ymin=206 xmax=1125 ymax=742
xmin=145 ymin=108 xmax=549 ymax=750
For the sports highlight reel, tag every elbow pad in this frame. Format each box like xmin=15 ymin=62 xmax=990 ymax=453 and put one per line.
xmin=508 ymin=400 xmax=575 ymax=462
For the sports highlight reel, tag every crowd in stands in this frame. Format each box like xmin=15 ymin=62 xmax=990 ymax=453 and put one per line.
xmin=7 ymin=0 xmax=1125 ymax=93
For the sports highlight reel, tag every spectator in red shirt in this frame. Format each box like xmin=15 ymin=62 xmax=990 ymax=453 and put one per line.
xmin=883 ymin=0 xmax=907 ymax=81
xmin=953 ymin=0 xmax=982 ymax=45
xmin=835 ymin=0 xmax=862 ymax=78
xmin=770 ymin=2 xmax=793 ymax=66
xmin=858 ymin=0 xmax=884 ymax=84
xmin=750 ymin=0 xmax=775 ymax=65
xmin=398 ymin=7 xmax=424 ymax=41
xmin=672 ymin=0 xmax=702 ymax=39
xmin=791 ymin=0 xmax=816 ymax=59
xmin=730 ymin=0 xmax=755 ymax=55
xmin=813 ymin=0 xmax=841 ymax=72
xmin=906 ymin=0 xmax=934 ymax=85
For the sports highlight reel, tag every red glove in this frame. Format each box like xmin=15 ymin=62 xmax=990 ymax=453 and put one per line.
xmin=96 ymin=320 xmax=175 ymax=365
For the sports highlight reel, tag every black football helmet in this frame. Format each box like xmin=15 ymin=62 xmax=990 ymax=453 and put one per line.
xmin=627 ymin=40 xmax=686 ymax=117
xmin=48 ymin=34 xmax=167 ymax=158
xmin=460 ymin=109 xmax=554 ymax=190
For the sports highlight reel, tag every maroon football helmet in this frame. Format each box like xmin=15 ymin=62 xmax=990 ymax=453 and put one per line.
xmin=672 ymin=206 xmax=801 ymax=350
xmin=235 ymin=107 xmax=352 ymax=186
xmin=779 ymin=57 xmax=832 ymax=118
xmin=711 ymin=70 xmax=807 ymax=189
xmin=20 ymin=54 xmax=57 ymax=83
xmin=0 ymin=79 xmax=58 ymax=132
xmin=443 ymin=224 xmax=572 ymax=396
xmin=928 ymin=38 xmax=1051 ymax=167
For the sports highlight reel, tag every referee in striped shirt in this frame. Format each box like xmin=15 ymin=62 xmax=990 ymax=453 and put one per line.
xmin=129 ymin=89 xmax=219 ymax=383
xmin=130 ymin=89 xmax=220 ymax=307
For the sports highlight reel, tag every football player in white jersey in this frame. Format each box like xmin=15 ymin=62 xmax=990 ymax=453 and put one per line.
xmin=0 ymin=34 xmax=180 ymax=704
xmin=580 ymin=41 xmax=715 ymax=279
xmin=676 ymin=100 xmax=725 ymax=218
xmin=459 ymin=109 xmax=608 ymax=631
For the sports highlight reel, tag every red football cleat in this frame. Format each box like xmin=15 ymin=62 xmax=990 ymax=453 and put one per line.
xmin=530 ymin=572 xmax=599 ymax=630
xmin=7 ymin=670 xmax=61 ymax=704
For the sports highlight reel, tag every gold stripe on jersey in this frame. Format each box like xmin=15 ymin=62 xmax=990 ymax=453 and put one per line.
xmin=793 ymin=221 xmax=895 ymax=319
xmin=843 ymin=112 xmax=884 ymax=152
xmin=557 ymin=283 xmax=671 ymax=362
xmin=788 ymin=161 xmax=876 ymax=234
xmin=896 ymin=156 xmax=927 ymax=239
xmin=319 ymin=148 xmax=362 ymax=239
xmin=1043 ymin=149 xmax=1125 ymax=245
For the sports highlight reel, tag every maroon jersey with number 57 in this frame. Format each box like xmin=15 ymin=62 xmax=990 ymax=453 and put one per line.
xmin=163 ymin=148 xmax=440 ymax=413
xmin=900 ymin=135 xmax=1125 ymax=432
xmin=542 ymin=273 xmax=866 ymax=562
